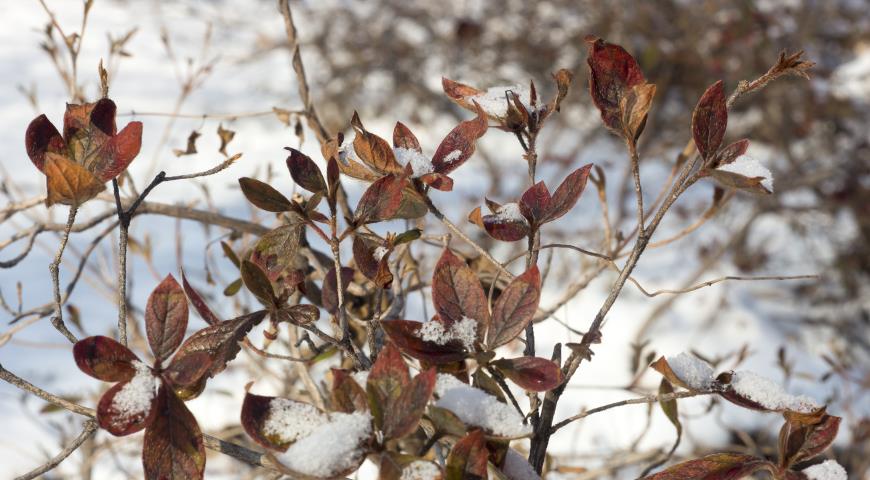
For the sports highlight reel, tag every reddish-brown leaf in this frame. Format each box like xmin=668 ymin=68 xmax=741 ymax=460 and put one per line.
xmin=543 ymin=163 xmax=593 ymax=223
xmin=383 ymin=368 xmax=436 ymax=440
xmin=249 ymin=223 xmax=304 ymax=292
xmin=394 ymin=184 xmax=429 ymax=219
xmin=145 ymin=274 xmax=189 ymax=362
xmin=354 ymin=174 xmax=407 ymax=225
xmin=241 ymin=260 xmax=277 ymax=307
xmin=419 ymin=172 xmax=454 ymax=191
xmin=431 ymin=249 xmax=489 ymax=330
xmin=238 ymin=177 xmax=292 ymax=212
xmin=641 ymin=453 xmax=773 ymax=480
xmin=96 ymin=121 xmax=143 ymax=181
xmin=519 ymin=182 xmax=551 ymax=225
xmin=692 ymin=80 xmax=728 ymax=160
xmin=322 ymin=267 xmax=354 ymax=314
xmin=181 ymin=271 xmax=220 ymax=326
xmin=550 ymin=68 xmax=574 ymax=112
xmin=486 ymin=266 xmax=541 ymax=349
xmin=43 ymin=152 xmax=105 ymax=207
xmin=620 ymin=83 xmax=656 ymax=143
xmin=709 ymin=139 xmax=749 ymax=169
xmin=431 ymin=104 xmax=488 ymax=175
xmin=97 ymin=374 xmax=159 ymax=436
xmin=442 ymin=77 xmax=484 ymax=113
xmin=25 ymin=114 xmax=65 ymax=172
xmin=332 ymin=369 xmax=369 ymax=413
xmin=171 ymin=310 xmax=266 ymax=384
xmin=492 ymin=356 xmax=562 ymax=392
xmin=286 ymin=148 xmax=326 ymax=194
xmin=163 ymin=351 xmax=214 ymax=389
xmin=240 ymin=391 xmax=296 ymax=451
xmin=446 ymin=430 xmax=489 ymax=480
xmin=393 ymin=122 xmax=422 ymax=152
xmin=367 ymin=342 xmax=411 ymax=434
xmin=381 ymin=320 xmax=469 ymax=364
xmin=73 ymin=335 xmax=138 ymax=382
xmin=143 ymin=386 xmax=206 ymax=480
xmin=352 ymin=112 xmax=403 ymax=175
xmin=353 ymin=236 xmax=393 ymax=288
xmin=481 ymin=207 xmax=530 ymax=242
xmin=586 ymin=36 xmax=646 ymax=133
xmin=778 ymin=413 xmax=841 ymax=468
xmin=279 ymin=304 xmax=320 ymax=326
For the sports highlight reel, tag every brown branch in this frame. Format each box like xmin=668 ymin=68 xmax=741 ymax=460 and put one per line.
xmin=549 ymin=390 xmax=705 ymax=434
xmin=0 ymin=363 xmax=282 ymax=473
xmin=625 ymin=273 xmax=819 ymax=298
xmin=14 ymin=420 xmax=98 ymax=480
xmin=48 ymin=206 xmax=79 ymax=343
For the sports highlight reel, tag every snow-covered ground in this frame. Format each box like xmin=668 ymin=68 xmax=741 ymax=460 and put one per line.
xmin=0 ymin=1 xmax=866 ymax=478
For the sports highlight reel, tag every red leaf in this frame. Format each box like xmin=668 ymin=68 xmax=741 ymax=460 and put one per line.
xmin=97 ymin=121 xmax=143 ymax=181
xmin=641 ymin=453 xmax=773 ymax=480
xmin=145 ymin=274 xmax=190 ymax=362
xmin=322 ymin=267 xmax=354 ymax=314
xmin=519 ymin=182 xmax=551 ymax=225
xmin=486 ymin=266 xmax=541 ymax=349
xmin=181 ymin=271 xmax=221 ymax=325
xmin=419 ymin=172 xmax=454 ymax=191
xmin=354 ymin=174 xmax=407 ymax=225
xmin=393 ymin=122 xmax=422 ymax=152
xmin=286 ymin=148 xmax=327 ymax=194
xmin=143 ymin=386 xmax=206 ymax=480
xmin=709 ymin=139 xmax=750 ymax=169
xmin=25 ymin=114 xmax=65 ymax=172
xmin=383 ymin=368 xmax=436 ymax=440
xmin=238 ymin=177 xmax=292 ymax=212
xmin=431 ymin=249 xmax=489 ymax=330
xmin=431 ymin=104 xmax=488 ymax=175
xmin=778 ymin=413 xmax=841 ymax=468
xmin=353 ymin=236 xmax=393 ymax=289
xmin=367 ymin=342 xmax=411 ymax=434
xmin=692 ymin=80 xmax=728 ymax=160
xmin=381 ymin=320 xmax=469 ymax=364
xmin=480 ymin=205 xmax=530 ymax=242
xmin=73 ymin=335 xmax=138 ymax=382
xmin=586 ymin=36 xmax=646 ymax=133
xmin=163 ymin=351 xmax=214 ymax=389
xmin=543 ymin=163 xmax=593 ymax=223
xmin=446 ymin=430 xmax=489 ymax=480
xmin=332 ymin=369 xmax=369 ymax=413
xmin=170 ymin=311 xmax=267 ymax=385
xmin=492 ymin=357 xmax=562 ymax=392
xmin=352 ymin=112 xmax=403 ymax=175
xmin=97 ymin=370 xmax=159 ymax=436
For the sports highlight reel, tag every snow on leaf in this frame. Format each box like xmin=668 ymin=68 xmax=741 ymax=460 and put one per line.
xmin=712 ymin=154 xmax=774 ymax=194
xmin=394 ymin=147 xmax=434 ymax=178
xmin=434 ymin=374 xmax=530 ymax=437
xmin=801 ymin=460 xmax=848 ymax=480
xmin=417 ymin=316 xmax=478 ymax=351
xmin=727 ymin=370 xmax=820 ymax=413
xmin=274 ymin=411 xmax=373 ymax=478
xmin=666 ymin=352 xmax=716 ymax=390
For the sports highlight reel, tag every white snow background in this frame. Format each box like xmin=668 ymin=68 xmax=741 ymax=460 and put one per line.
xmin=0 ymin=0 xmax=867 ymax=478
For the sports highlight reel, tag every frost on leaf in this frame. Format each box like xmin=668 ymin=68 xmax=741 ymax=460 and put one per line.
xmin=434 ymin=373 xmax=530 ymax=438
xmin=801 ymin=460 xmax=848 ymax=480
xmin=711 ymin=154 xmax=774 ymax=194
xmin=97 ymin=360 xmax=160 ymax=436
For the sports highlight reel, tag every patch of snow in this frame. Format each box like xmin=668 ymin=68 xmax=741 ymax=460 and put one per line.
xmin=394 ymin=147 xmax=434 ymax=177
xmin=441 ymin=149 xmax=462 ymax=165
xmin=111 ymin=361 xmax=159 ymax=423
xmin=831 ymin=49 xmax=870 ymax=102
xmin=400 ymin=460 xmax=441 ymax=480
xmin=801 ymin=459 xmax=848 ymax=480
xmin=262 ymin=398 xmax=327 ymax=443
xmin=276 ymin=411 xmax=372 ymax=477
xmin=373 ymin=246 xmax=389 ymax=261
xmin=716 ymin=155 xmax=774 ymax=192
xmin=502 ymin=448 xmax=541 ymax=480
xmin=352 ymin=370 xmax=369 ymax=387
xmin=472 ymin=84 xmax=531 ymax=118
xmin=434 ymin=373 xmax=530 ymax=437
xmin=666 ymin=352 xmax=715 ymax=390
xmin=493 ymin=202 xmax=528 ymax=225
xmin=417 ymin=316 xmax=478 ymax=350
xmin=730 ymin=370 xmax=820 ymax=413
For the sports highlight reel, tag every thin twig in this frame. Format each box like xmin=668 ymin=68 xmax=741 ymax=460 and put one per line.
xmin=48 ymin=206 xmax=78 ymax=343
xmin=549 ymin=390 xmax=705 ymax=433
xmin=14 ymin=420 xmax=98 ymax=480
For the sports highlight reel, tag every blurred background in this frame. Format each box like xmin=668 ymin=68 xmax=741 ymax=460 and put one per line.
xmin=1 ymin=0 xmax=868 ymax=478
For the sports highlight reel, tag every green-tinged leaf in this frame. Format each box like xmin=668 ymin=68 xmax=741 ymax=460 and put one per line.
xmin=241 ymin=260 xmax=276 ymax=306
xmin=143 ymin=386 xmax=206 ymax=480
xmin=446 ymin=430 xmax=489 ymax=480
xmin=238 ymin=177 xmax=292 ymax=212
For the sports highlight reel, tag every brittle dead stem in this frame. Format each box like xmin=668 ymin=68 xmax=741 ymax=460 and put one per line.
xmin=48 ymin=206 xmax=79 ymax=344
